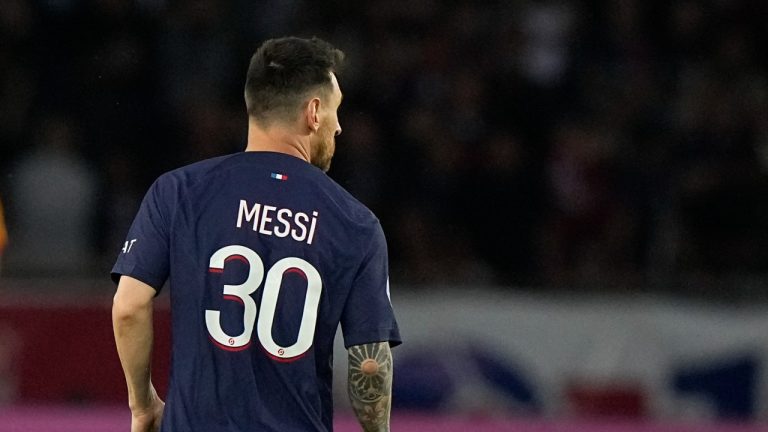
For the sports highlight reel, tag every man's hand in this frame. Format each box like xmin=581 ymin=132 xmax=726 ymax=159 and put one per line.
xmin=130 ymin=385 xmax=165 ymax=432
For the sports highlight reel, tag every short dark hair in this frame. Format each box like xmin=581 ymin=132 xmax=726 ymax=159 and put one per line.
xmin=244 ymin=36 xmax=344 ymax=125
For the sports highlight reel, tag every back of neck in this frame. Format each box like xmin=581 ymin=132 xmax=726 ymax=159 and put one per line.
xmin=245 ymin=120 xmax=311 ymax=164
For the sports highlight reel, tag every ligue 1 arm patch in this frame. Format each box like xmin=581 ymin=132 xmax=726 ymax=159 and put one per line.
xmin=122 ymin=239 xmax=138 ymax=254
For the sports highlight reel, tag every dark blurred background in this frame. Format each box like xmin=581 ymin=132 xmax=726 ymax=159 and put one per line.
xmin=1 ymin=0 xmax=768 ymax=296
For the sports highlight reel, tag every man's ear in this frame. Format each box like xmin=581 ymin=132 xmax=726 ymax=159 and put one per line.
xmin=305 ymin=97 xmax=321 ymax=133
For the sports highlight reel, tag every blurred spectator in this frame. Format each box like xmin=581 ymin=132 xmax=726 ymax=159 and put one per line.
xmin=539 ymin=119 xmax=640 ymax=288
xmin=4 ymin=116 xmax=97 ymax=276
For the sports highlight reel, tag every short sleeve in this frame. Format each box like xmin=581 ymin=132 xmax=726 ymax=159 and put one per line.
xmin=110 ymin=176 xmax=174 ymax=292
xmin=340 ymin=223 xmax=402 ymax=348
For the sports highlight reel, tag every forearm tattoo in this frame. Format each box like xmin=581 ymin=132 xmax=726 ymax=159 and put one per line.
xmin=347 ymin=342 xmax=393 ymax=432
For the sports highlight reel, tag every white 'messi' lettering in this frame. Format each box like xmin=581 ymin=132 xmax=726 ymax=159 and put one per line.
xmin=236 ymin=199 xmax=319 ymax=245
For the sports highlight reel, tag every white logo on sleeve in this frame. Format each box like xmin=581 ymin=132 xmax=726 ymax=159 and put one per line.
xmin=122 ymin=239 xmax=137 ymax=254
xmin=386 ymin=277 xmax=392 ymax=304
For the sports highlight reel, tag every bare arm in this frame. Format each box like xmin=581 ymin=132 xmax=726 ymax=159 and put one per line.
xmin=112 ymin=275 xmax=164 ymax=431
xmin=347 ymin=342 xmax=393 ymax=432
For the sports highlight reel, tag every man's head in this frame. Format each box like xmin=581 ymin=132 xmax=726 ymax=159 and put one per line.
xmin=245 ymin=37 xmax=344 ymax=172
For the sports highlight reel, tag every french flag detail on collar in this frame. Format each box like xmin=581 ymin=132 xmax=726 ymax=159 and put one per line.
xmin=271 ymin=172 xmax=288 ymax=181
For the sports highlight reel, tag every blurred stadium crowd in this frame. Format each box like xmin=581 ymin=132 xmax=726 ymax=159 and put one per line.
xmin=0 ymin=0 xmax=767 ymax=294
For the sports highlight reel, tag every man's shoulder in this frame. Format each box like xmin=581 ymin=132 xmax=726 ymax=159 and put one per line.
xmin=159 ymin=154 xmax=236 ymax=184
xmin=148 ymin=154 xmax=253 ymax=199
xmin=318 ymin=175 xmax=381 ymax=232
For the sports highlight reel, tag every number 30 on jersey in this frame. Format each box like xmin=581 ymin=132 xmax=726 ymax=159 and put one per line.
xmin=205 ymin=245 xmax=322 ymax=361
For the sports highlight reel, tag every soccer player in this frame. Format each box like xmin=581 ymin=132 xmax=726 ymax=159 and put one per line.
xmin=111 ymin=37 xmax=401 ymax=432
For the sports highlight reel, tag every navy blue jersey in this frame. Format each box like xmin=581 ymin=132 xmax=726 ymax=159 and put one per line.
xmin=112 ymin=151 xmax=401 ymax=432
